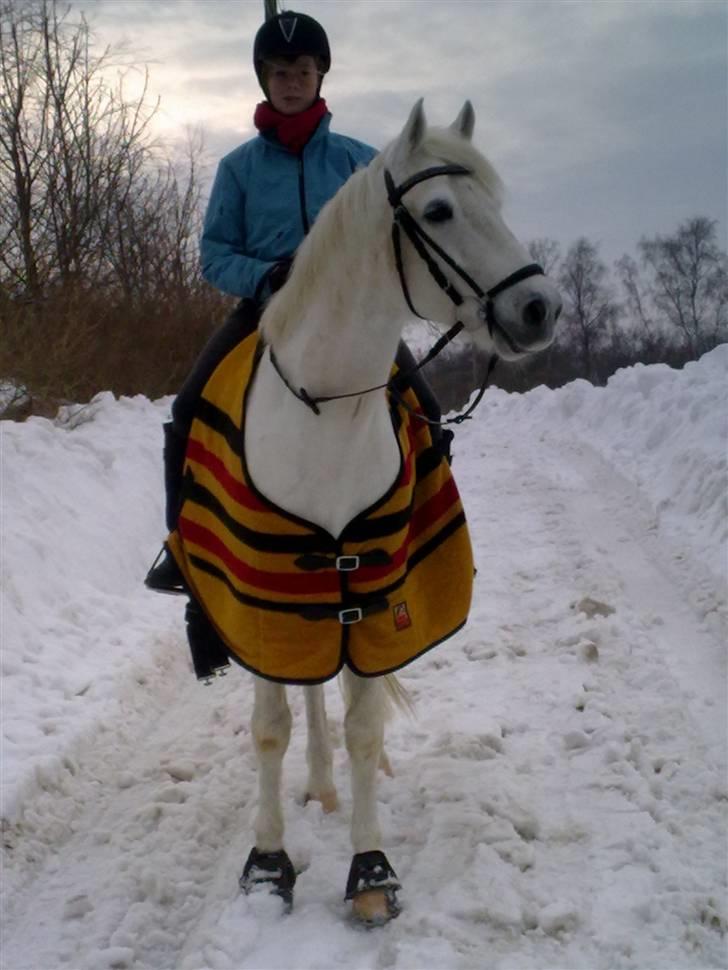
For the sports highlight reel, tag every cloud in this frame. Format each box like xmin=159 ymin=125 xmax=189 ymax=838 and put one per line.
xmin=75 ymin=0 xmax=725 ymax=263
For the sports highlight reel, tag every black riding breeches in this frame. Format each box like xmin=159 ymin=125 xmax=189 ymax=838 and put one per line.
xmin=163 ymin=299 xmax=260 ymax=529
xmin=171 ymin=298 xmax=261 ymax=435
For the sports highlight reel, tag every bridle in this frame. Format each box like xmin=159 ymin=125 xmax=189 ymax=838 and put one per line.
xmin=386 ymin=164 xmax=543 ymax=336
xmin=269 ymin=164 xmax=545 ymax=424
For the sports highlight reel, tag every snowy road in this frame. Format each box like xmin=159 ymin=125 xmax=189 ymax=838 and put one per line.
xmin=3 ymin=380 xmax=726 ymax=970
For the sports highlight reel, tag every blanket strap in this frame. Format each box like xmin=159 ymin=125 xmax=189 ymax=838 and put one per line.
xmin=300 ymin=597 xmax=389 ymax=624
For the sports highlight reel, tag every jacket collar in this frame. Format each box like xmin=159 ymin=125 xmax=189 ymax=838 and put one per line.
xmin=259 ymin=112 xmax=331 ymax=155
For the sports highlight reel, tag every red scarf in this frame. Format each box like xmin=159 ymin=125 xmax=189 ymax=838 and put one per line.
xmin=254 ymin=98 xmax=328 ymax=154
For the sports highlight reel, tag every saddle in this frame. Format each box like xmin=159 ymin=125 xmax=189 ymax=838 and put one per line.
xmin=167 ymin=332 xmax=474 ymax=683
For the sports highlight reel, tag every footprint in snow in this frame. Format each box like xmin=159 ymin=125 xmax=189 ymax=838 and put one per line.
xmin=573 ymin=596 xmax=616 ymax=618
xmin=62 ymin=894 xmax=93 ymax=920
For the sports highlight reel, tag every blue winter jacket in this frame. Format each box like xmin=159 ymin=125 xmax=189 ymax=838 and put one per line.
xmin=200 ymin=114 xmax=377 ymax=300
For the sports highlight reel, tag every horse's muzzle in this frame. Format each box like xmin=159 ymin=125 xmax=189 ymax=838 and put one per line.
xmin=477 ymin=280 xmax=562 ymax=360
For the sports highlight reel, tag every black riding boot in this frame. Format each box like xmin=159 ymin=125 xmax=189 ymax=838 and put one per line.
xmin=185 ymin=599 xmax=230 ymax=682
xmin=146 ymin=298 xmax=263 ymax=596
xmin=144 ymin=421 xmax=189 ymax=594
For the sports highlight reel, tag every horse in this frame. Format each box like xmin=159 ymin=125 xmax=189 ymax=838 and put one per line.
xmin=168 ymin=99 xmax=561 ymax=925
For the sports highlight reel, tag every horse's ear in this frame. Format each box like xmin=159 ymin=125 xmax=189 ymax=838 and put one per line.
xmin=400 ymin=98 xmax=427 ymax=154
xmin=450 ymin=101 xmax=475 ymax=141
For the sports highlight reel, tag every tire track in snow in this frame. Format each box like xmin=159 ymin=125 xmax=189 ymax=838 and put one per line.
xmin=452 ymin=428 xmax=727 ymax=966
xmin=2 ymin=653 xmax=262 ymax=970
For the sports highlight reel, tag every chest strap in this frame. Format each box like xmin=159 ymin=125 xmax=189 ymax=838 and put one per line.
xmin=295 ymin=550 xmax=392 ymax=572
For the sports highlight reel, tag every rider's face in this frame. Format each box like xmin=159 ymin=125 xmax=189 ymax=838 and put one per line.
xmin=265 ymin=56 xmax=321 ymax=115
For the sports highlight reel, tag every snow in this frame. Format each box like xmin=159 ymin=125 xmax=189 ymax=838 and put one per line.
xmin=2 ymin=345 xmax=727 ymax=969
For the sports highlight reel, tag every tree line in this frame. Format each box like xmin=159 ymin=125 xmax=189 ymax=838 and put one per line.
xmin=518 ymin=220 xmax=727 ymax=391
xmin=0 ymin=0 xmax=227 ymax=415
xmin=1 ymin=0 xmax=726 ymax=418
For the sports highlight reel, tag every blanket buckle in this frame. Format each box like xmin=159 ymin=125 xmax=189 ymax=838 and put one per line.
xmin=339 ymin=607 xmax=364 ymax=625
xmin=336 ymin=555 xmax=360 ymax=571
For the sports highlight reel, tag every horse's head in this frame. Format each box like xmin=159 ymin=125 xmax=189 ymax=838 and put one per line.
xmin=382 ymin=100 xmax=561 ymax=360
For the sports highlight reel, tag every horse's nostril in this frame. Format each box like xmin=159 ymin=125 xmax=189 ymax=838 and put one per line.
xmin=523 ymin=297 xmax=547 ymax=328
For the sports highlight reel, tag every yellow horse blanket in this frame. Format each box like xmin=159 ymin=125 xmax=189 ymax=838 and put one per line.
xmin=168 ymin=333 xmax=474 ymax=684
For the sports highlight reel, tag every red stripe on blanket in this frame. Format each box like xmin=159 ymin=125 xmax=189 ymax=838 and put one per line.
xmin=179 ymin=517 xmax=340 ymax=596
xmin=186 ymin=438 xmax=268 ymax=513
xmin=353 ymin=476 xmax=462 ymax=584
xmin=410 ymin=474 xmax=461 ymax=539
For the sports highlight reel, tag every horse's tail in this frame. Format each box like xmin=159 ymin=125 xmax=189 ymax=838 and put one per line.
xmin=382 ymin=674 xmax=416 ymax=719
xmin=338 ymin=673 xmax=415 ymax=719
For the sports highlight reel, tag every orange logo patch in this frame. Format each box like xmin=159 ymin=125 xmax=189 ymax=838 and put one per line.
xmin=393 ymin=602 xmax=412 ymax=631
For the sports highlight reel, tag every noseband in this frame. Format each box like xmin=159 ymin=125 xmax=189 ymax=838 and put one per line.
xmin=269 ymin=164 xmax=545 ymax=423
xmin=385 ymin=164 xmax=543 ymax=342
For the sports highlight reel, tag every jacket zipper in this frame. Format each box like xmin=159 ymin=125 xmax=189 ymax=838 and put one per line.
xmin=298 ymin=155 xmax=310 ymax=235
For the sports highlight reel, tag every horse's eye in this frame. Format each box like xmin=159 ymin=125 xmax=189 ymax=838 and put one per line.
xmin=423 ymin=200 xmax=453 ymax=223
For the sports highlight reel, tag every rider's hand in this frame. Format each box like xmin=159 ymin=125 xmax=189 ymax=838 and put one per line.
xmin=266 ymin=259 xmax=292 ymax=295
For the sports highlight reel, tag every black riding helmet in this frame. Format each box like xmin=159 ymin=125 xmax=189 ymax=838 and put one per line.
xmin=253 ymin=11 xmax=331 ymax=91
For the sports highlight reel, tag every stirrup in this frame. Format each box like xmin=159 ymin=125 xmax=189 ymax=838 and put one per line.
xmin=144 ymin=545 xmax=187 ymax=594
xmin=240 ymin=848 xmax=297 ymax=910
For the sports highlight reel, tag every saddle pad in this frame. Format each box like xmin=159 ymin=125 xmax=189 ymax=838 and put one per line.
xmin=168 ymin=332 xmax=474 ymax=683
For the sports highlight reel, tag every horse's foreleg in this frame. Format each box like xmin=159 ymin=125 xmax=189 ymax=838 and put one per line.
xmin=303 ymin=684 xmax=338 ymax=813
xmin=240 ymin=677 xmax=296 ymax=906
xmin=343 ymin=670 xmax=384 ymax=853
xmin=251 ymin=677 xmax=291 ymax=850
xmin=343 ymin=669 xmax=400 ymax=924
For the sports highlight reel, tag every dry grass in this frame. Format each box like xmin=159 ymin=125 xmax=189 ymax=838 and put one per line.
xmin=0 ymin=285 xmax=234 ymax=420
xmin=1 ymin=283 xmax=713 ymax=422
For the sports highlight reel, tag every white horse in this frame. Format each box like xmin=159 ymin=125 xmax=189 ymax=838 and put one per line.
xmin=190 ymin=100 xmax=561 ymax=924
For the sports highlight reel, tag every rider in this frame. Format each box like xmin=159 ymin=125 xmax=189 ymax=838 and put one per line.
xmin=145 ymin=10 xmax=445 ymax=596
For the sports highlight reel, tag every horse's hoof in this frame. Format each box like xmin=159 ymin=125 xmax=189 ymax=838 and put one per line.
xmin=345 ymin=850 xmax=401 ymax=926
xmin=351 ymin=888 xmax=400 ymax=926
xmin=240 ymin=848 xmax=296 ymax=911
xmin=304 ymin=789 xmax=339 ymax=813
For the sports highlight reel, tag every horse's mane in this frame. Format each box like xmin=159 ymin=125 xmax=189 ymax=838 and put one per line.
xmin=260 ymin=158 xmax=385 ymax=345
xmin=260 ymin=125 xmax=504 ymax=345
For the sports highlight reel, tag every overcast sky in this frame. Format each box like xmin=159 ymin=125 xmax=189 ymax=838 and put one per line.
xmin=76 ymin=0 xmax=727 ymax=267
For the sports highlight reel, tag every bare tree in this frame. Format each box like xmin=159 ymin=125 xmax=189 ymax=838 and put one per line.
xmin=0 ymin=0 xmax=218 ymax=414
xmin=0 ymin=0 xmax=167 ymax=296
xmin=638 ymin=217 xmax=728 ymax=355
xmin=616 ymin=253 xmax=655 ymax=340
xmin=0 ymin=0 xmax=50 ymax=294
xmin=106 ymin=130 xmax=206 ymax=304
xmin=558 ymin=238 xmax=619 ymax=383
xmin=528 ymin=237 xmax=561 ymax=277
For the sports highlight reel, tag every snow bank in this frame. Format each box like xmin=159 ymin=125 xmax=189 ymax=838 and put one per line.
xmin=1 ymin=347 xmax=725 ymax=969
xmin=481 ymin=344 xmax=728 ymax=581
xmin=1 ymin=393 xmax=182 ymax=819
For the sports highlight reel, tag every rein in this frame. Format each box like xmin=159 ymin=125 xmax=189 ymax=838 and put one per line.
xmin=269 ymin=164 xmax=544 ymax=425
